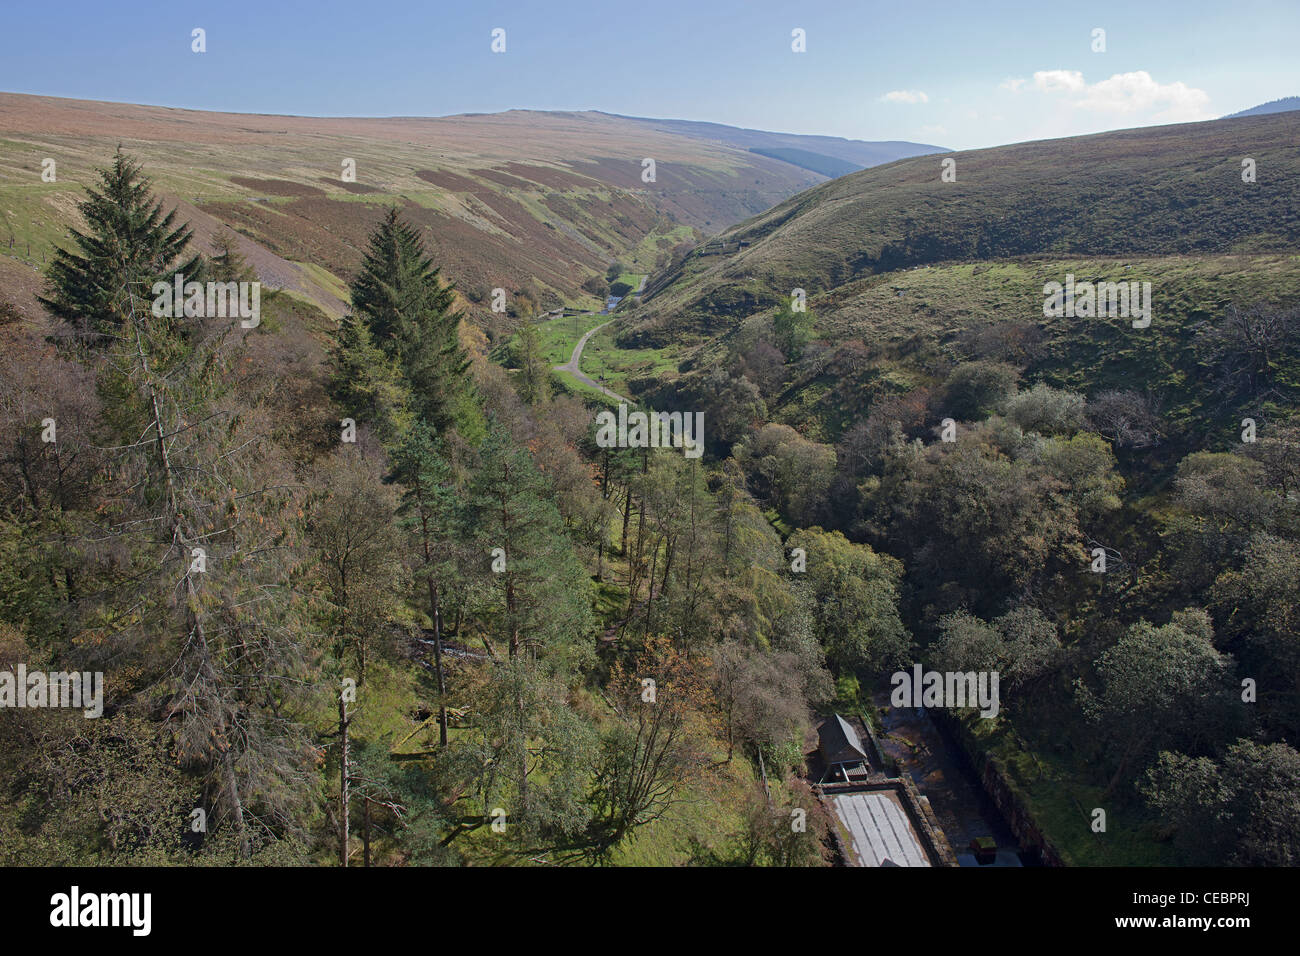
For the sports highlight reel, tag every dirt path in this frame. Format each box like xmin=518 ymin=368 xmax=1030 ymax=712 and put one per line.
xmin=553 ymin=318 xmax=630 ymax=404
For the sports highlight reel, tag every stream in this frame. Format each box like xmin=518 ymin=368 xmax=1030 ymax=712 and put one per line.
xmin=871 ymin=688 xmax=1035 ymax=867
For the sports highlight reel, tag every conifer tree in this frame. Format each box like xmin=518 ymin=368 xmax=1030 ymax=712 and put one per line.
xmin=349 ymin=208 xmax=472 ymax=431
xmin=391 ymin=423 xmax=466 ymax=747
xmin=464 ymin=426 xmax=593 ymax=663
xmin=512 ymin=317 xmax=550 ymax=406
xmin=328 ymin=311 xmax=411 ymax=441
xmin=208 ymin=228 xmax=257 ymax=284
xmin=40 ymin=148 xmax=204 ymax=344
xmin=42 ymin=153 xmax=314 ymax=858
xmin=772 ymin=299 xmax=812 ymax=361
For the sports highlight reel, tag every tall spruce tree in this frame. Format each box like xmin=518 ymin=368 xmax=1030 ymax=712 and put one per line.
xmin=40 ymin=153 xmax=316 ymax=859
xmin=39 ymin=149 xmax=204 ymax=344
xmin=349 ymin=208 xmax=472 ymax=431
xmin=328 ymin=311 xmax=411 ymax=442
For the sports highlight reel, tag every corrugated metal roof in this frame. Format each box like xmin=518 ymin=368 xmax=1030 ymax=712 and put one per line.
xmin=831 ymin=791 xmax=932 ymax=867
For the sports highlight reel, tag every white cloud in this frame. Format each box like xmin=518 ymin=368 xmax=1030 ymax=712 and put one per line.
xmin=1000 ymin=69 xmax=1212 ymax=123
xmin=1033 ymin=69 xmax=1088 ymax=93
xmin=881 ymin=89 xmax=929 ymax=104
xmin=1074 ymin=71 xmax=1211 ymax=121
xmin=920 ymin=124 xmax=948 ymax=136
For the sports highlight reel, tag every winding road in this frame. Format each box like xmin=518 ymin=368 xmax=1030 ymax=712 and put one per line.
xmin=553 ymin=318 xmax=630 ymax=404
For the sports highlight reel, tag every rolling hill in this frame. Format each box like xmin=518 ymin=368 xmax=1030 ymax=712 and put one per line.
xmin=617 ymin=110 xmax=1300 ymax=443
xmin=1225 ymin=96 xmax=1300 ymax=118
xmin=600 ymin=112 xmax=946 ymax=172
xmin=0 ymin=92 xmax=942 ymax=326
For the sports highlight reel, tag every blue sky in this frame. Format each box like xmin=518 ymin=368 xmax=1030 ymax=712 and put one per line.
xmin=1 ymin=0 xmax=1296 ymax=149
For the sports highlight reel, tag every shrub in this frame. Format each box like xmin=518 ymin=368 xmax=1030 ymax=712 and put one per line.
xmin=1004 ymin=383 xmax=1087 ymax=435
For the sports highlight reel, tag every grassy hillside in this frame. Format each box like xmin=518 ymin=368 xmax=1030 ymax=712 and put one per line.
xmin=609 ymin=112 xmax=1300 ymax=454
xmin=668 ymin=252 xmax=1300 ymax=443
xmin=628 ymin=111 xmax=1300 ymax=347
xmin=0 ymin=93 xmax=939 ymax=326
xmin=748 ymin=146 xmax=862 ymax=178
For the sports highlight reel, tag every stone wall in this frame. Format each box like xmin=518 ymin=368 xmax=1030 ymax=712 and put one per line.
xmin=927 ymin=708 xmax=1068 ymax=867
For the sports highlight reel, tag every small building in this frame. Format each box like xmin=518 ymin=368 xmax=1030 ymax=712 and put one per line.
xmin=810 ymin=713 xmax=960 ymax=867
xmin=818 ymin=714 xmax=870 ymax=783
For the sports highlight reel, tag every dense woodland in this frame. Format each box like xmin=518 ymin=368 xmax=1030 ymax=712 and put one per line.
xmin=1 ymin=151 xmax=1297 ymax=866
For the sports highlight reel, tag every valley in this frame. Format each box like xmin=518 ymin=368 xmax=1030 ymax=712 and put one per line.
xmin=2 ymin=88 xmax=1298 ymax=876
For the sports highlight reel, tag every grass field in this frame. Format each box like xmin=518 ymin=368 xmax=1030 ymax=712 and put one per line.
xmin=611 ymin=271 xmax=646 ymax=293
xmin=576 ymin=321 xmax=680 ymax=397
xmin=497 ymin=307 xmax=675 ymax=403
xmin=532 ymin=311 xmax=610 ymax=365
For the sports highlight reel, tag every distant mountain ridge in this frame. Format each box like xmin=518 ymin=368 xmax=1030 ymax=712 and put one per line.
xmin=1225 ymin=96 xmax=1300 ymax=118
xmin=747 ymin=147 xmax=862 ymax=179
xmin=599 ymin=112 xmax=948 ymax=171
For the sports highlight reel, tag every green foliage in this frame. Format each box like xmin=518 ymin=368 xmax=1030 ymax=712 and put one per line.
xmin=772 ymin=299 xmax=812 ymax=361
xmin=930 ymin=607 xmax=1060 ymax=696
xmin=208 ymin=229 xmax=257 ymax=284
xmin=1003 ymin=383 xmax=1087 ymax=435
xmin=475 ymin=656 xmax=595 ymax=839
xmin=0 ymin=710 xmax=194 ymax=864
xmin=511 ymin=317 xmax=550 ymax=405
xmin=40 ymin=149 xmax=205 ymax=344
xmin=1031 ymin=431 xmax=1125 ymax=522
xmin=1077 ymin=618 xmax=1242 ymax=794
xmin=465 ymin=427 xmax=595 ymax=664
xmin=305 ymin=451 xmax=407 ymax=682
xmin=784 ymin=527 xmax=910 ymax=677
xmin=860 ymin=423 xmax=1088 ymax=620
xmin=943 ymin=360 xmax=1019 ymax=421
xmin=1142 ymin=739 xmax=1300 ymax=866
xmin=349 ymin=207 xmax=476 ymax=434
xmin=687 ymin=777 xmax=832 ymax=866
xmin=733 ymin=423 xmax=835 ymax=527
xmin=328 ymin=311 xmax=411 ymax=441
